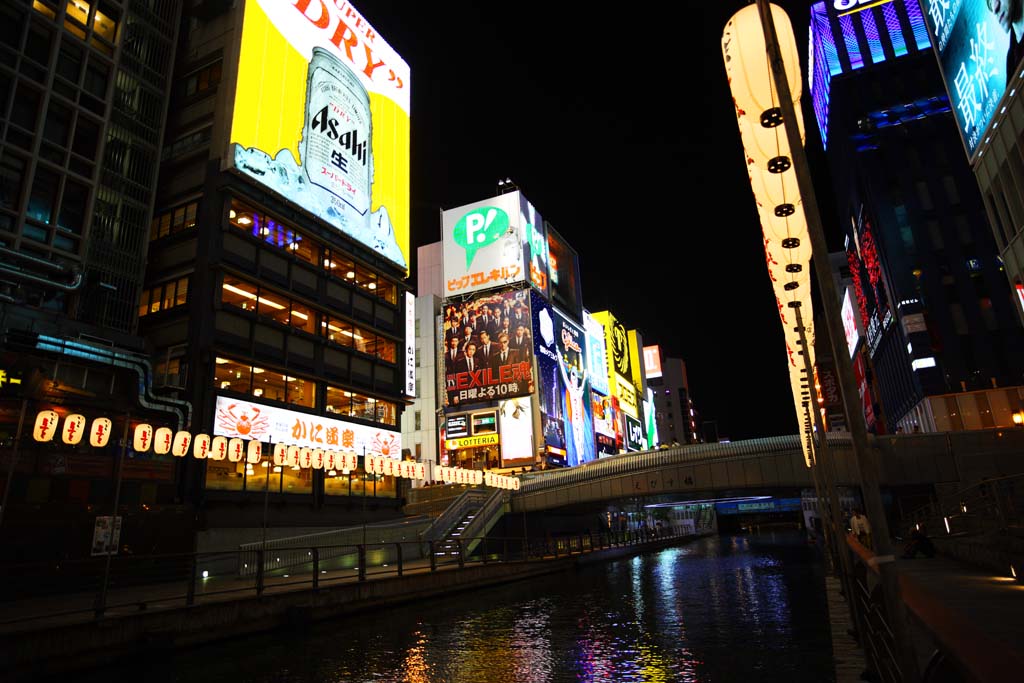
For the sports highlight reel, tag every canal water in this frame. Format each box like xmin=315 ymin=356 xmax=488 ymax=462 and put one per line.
xmin=78 ymin=530 xmax=835 ymax=683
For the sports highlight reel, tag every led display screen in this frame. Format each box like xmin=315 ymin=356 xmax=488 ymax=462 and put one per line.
xmin=920 ymin=0 xmax=1013 ymax=160
xmin=584 ymin=310 xmax=610 ymax=396
xmin=442 ymin=288 xmax=534 ymax=407
xmin=226 ymin=0 xmax=410 ymax=271
xmin=546 ymin=225 xmax=583 ymax=322
xmin=643 ymin=345 xmax=662 ymax=379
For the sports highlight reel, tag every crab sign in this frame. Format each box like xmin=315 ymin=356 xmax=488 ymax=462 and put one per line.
xmin=216 ymin=403 xmax=270 ymax=439
xmin=370 ymin=432 xmax=398 ymax=458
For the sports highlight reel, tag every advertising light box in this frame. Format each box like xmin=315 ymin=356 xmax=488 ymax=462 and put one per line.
xmin=443 ymin=288 xmax=534 ymax=407
xmin=547 ymin=225 xmax=583 ymax=322
xmin=227 ymin=0 xmax=410 ymax=271
xmin=213 ymin=396 xmax=400 ymax=457
xmin=499 ymin=395 xmax=535 ymax=465
xmin=584 ymin=310 xmax=610 ymax=396
xmin=920 ymin=0 xmax=1012 ymax=161
xmin=643 ymin=345 xmax=662 ymax=379
xmin=442 ymin=192 xmax=526 ymax=297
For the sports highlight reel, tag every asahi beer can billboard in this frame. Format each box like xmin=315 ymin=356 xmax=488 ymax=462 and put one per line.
xmin=227 ymin=0 xmax=410 ymax=272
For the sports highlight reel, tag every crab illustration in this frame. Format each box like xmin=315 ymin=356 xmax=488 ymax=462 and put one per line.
xmin=216 ymin=403 xmax=270 ymax=438
xmin=370 ymin=432 xmax=398 ymax=458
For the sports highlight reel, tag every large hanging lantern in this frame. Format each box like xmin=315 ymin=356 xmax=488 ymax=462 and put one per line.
xmin=724 ymin=2 xmax=815 ymax=467
xmin=192 ymin=433 xmax=211 ymax=459
xmin=172 ymin=431 xmax=192 ymax=457
xmin=229 ymin=438 xmax=245 ymax=463
xmin=210 ymin=436 xmax=228 ymax=461
xmin=722 ymin=3 xmax=803 ymax=119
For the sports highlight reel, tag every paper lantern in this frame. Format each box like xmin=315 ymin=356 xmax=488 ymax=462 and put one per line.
xmin=154 ymin=427 xmax=173 ymax=455
xmin=61 ymin=414 xmax=86 ymax=445
xmin=272 ymin=442 xmax=286 ymax=466
xmin=722 ymin=3 xmax=802 ymax=120
xmin=210 ymin=436 xmax=227 ymax=461
xmin=132 ymin=423 xmax=153 ymax=452
xmin=229 ymin=438 xmax=245 ymax=462
xmin=192 ymin=433 xmax=211 ymax=459
xmin=311 ymin=448 xmax=324 ymax=469
xmin=171 ymin=431 xmax=192 ymax=457
xmin=89 ymin=417 xmax=113 ymax=448
xmin=299 ymin=447 xmax=312 ymax=469
xmin=33 ymin=410 xmax=59 ymax=442
xmin=286 ymin=445 xmax=300 ymax=467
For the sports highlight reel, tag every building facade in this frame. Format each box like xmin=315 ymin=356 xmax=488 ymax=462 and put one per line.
xmin=811 ymin=0 xmax=1024 ymax=433
xmin=0 ymin=0 xmax=190 ymax=561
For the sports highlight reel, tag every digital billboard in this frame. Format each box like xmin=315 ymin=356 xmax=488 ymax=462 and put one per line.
xmin=920 ymin=0 xmax=1013 ymax=160
xmin=592 ymin=392 xmax=621 ymax=455
xmin=643 ymin=345 xmax=662 ymax=379
xmin=227 ymin=0 xmax=410 ymax=271
xmin=584 ymin=310 xmax=610 ymax=396
xmin=521 ymin=196 xmax=549 ymax=297
xmin=443 ymin=288 xmax=534 ymax=408
xmin=547 ymin=225 xmax=583 ymax=322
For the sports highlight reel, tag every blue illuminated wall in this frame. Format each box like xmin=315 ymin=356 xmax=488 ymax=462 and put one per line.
xmin=809 ymin=0 xmax=932 ymax=149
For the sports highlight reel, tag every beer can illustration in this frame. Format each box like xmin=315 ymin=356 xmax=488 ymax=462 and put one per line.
xmin=301 ymin=46 xmax=373 ymax=232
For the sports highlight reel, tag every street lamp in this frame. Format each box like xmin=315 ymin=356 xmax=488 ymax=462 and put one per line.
xmin=1012 ymin=409 xmax=1024 ymax=426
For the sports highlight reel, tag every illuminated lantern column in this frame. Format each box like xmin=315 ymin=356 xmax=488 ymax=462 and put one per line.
xmin=723 ymin=3 xmax=815 ymax=466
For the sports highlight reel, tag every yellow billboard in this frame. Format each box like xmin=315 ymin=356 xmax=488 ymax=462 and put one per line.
xmin=227 ymin=0 xmax=410 ymax=273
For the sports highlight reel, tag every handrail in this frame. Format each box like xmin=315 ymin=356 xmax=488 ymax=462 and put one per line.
xmin=420 ymin=487 xmax=490 ymax=544
xmin=459 ymin=489 xmax=508 ymax=556
xmin=899 ymin=472 xmax=1024 ymax=538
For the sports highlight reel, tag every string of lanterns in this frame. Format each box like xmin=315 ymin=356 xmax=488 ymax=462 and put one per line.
xmin=30 ymin=410 xmax=520 ymax=489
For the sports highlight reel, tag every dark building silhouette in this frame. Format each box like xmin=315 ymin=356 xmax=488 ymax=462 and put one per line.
xmin=809 ymin=0 xmax=1024 ymax=433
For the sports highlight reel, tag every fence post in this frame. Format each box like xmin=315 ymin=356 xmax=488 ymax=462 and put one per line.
xmin=186 ymin=554 xmax=197 ymax=606
xmin=430 ymin=540 xmax=437 ymax=572
xmin=256 ymin=549 xmax=265 ymax=596
xmin=457 ymin=539 xmax=465 ymax=568
xmin=312 ymin=547 xmax=319 ymax=591
xmin=358 ymin=544 xmax=367 ymax=581
xmin=396 ymin=543 xmax=403 ymax=576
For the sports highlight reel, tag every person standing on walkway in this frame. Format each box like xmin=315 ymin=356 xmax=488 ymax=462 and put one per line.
xmin=850 ymin=509 xmax=872 ymax=548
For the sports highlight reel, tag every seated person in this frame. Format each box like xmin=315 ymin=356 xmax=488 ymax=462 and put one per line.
xmin=902 ymin=527 xmax=936 ymax=559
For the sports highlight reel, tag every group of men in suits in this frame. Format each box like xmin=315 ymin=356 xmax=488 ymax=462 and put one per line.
xmin=444 ymin=298 xmax=533 ymax=375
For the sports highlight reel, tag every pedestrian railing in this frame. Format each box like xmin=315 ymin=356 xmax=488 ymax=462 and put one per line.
xmin=0 ymin=526 xmax=695 ymax=630
xmin=900 ymin=472 xmax=1024 ymax=539
xmin=843 ymin=534 xmax=902 ymax=683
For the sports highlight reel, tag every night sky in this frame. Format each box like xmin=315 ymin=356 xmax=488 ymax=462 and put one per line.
xmin=358 ymin=0 xmax=837 ymax=441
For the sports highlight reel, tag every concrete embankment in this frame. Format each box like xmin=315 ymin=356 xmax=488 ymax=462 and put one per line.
xmin=2 ymin=537 xmax=692 ymax=681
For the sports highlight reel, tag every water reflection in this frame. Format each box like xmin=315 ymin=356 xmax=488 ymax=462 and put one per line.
xmin=68 ymin=530 xmax=831 ymax=683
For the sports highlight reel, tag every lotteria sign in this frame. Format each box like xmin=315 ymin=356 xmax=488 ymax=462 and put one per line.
xmin=227 ymin=0 xmax=410 ymax=271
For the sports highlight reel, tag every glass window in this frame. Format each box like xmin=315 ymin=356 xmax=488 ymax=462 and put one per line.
xmin=43 ymin=102 xmax=72 ymax=147
xmin=254 ymin=369 xmax=286 ymax=403
xmin=351 ymin=325 xmax=369 ymax=354
xmin=83 ymin=63 xmax=109 ymax=100
xmin=322 ymin=316 xmax=353 ymax=347
xmin=286 ymin=375 xmax=315 ymax=409
xmin=58 ymin=179 xmax=87 ymax=234
xmin=138 ymin=288 xmax=149 ymax=317
xmin=221 ymin=274 xmax=257 ymax=311
xmin=12 ymin=83 xmax=41 ymax=132
xmin=162 ymin=282 xmax=174 ymax=311
xmin=175 ymin=277 xmax=188 ymax=306
xmin=326 ymin=386 xmax=352 ymax=416
xmin=258 ymin=290 xmax=290 ymax=325
xmin=376 ymin=279 xmax=397 ymax=304
xmin=205 ymin=458 xmax=244 ymax=491
xmin=215 ymin=357 xmax=252 ymax=394
xmin=93 ymin=1 xmax=118 ymax=43
xmin=290 ymin=299 xmax=316 ymax=334
xmin=147 ymin=286 xmax=160 ymax=313
xmin=244 ymin=462 xmax=279 ymax=494
xmin=354 ymin=265 xmax=376 ymax=292
xmin=72 ymin=116 xmax=99 ymax=159
xmin=324 ymin=469 xmax=352 ymax=496
xmin=27 ymin=166 xmax=60 ymax=224
xmin=280 ymin=463 xmax=312 ymax=494
xmin=0 ymin=153 xmax=26 ymax=211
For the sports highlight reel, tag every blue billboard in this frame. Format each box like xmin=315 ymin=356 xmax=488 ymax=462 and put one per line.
xmin=921 ymin=0 xmax=1013 ymax=160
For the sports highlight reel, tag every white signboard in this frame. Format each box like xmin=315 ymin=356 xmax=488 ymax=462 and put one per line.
xmin=841 ymin=288 xmax=860 ymax=359
xmin=442 ymin=191 xmax=525 ymax=296
xmin=213 ymin=395 xmax=401 ymax=458
xmin=404 ymin=292 xmax=416 ymax=397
